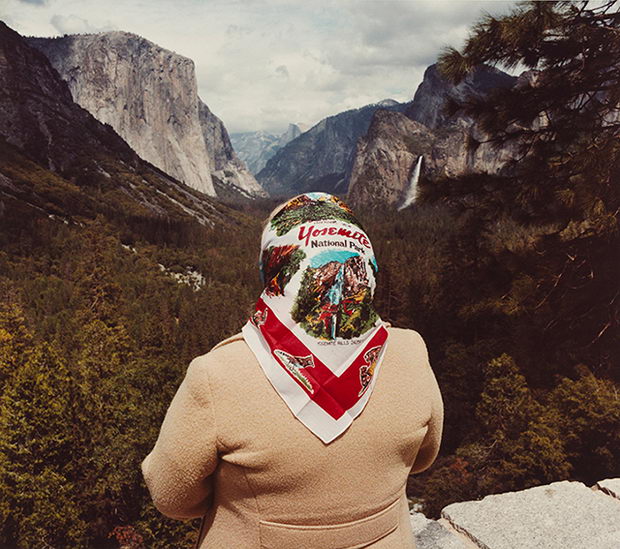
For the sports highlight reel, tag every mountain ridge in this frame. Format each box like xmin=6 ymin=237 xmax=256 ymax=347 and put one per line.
xmin=346 ymin=64 xmax=521 ymax=208
xmin=254 ymin=64 xmax=518 ymax=203
xmin=256 ymin=100 xmax=408 ymax=197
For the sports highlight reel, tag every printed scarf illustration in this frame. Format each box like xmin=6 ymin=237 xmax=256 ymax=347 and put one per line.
xmin=242 ymin=193 xmax=389 ymax=443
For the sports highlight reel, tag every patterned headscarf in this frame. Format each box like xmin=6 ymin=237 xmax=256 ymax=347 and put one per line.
xmin=242 ymin=192 xmax=389 ymax=443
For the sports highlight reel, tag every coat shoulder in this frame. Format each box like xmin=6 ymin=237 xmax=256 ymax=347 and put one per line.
xmin=386 ymin=326 xmax=429 ymax=357
xmin=190 ymin=333 xmax=253 ymax=378
xmin=387 ymin=326 xmax=425 ymax=342
xmin=191 ymin=333 xmax=247 ymax=364
xmin=211 ymin=332 xmax=246 ymax=351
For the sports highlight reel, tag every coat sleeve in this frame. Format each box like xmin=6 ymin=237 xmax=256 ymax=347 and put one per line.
xmin=141 ymin=356 xmax=219 ymax=519
xmin=410 ymin=333 xmax=444 ymax=474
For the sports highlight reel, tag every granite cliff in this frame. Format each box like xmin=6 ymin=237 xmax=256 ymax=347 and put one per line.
xmin=27 ymin=32 xmax=264 ymax=200
xmin=198 ymin=101 xmax=266 ymax=199
xmin=405 ymin=64 xmax=516 ymax=129
xmin=256 ymin=65 xmax=517 ymax=204
xmin=346 ymin=111 xmax=435 ymax=209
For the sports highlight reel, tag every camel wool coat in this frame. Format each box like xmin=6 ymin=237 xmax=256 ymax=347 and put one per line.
xmin=141 ymin=327 xmax=443 ymax=548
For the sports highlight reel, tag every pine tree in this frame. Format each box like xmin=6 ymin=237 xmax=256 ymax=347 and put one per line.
xmin=0 ymin=282 xmax=34 ymax=389
xmin=0 ymin=339 xmax=87 ymax=547
xmin=71 ymin=318 xmax=142 ymax=543
xmin=438 ymin=0 xmax=620 ymax=222
xmin=544 ymin=367 xmax=620 ymax=483
xmin=462 ymin=354 xmax=570 ymax=493
xmin=438 ymin=0 xmax=620 ymax=380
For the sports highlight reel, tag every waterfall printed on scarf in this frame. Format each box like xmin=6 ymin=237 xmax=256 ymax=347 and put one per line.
xmin=242 ymin=192 xmax=389 ymax=443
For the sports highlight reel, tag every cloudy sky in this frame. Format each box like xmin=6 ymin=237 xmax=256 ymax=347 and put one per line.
xmin=3 ymin=0 xmax=517 ymax=134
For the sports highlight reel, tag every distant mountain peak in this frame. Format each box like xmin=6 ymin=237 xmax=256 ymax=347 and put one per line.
xmin=230 ymin=123 xmax=310 ymax=176
xmin=374 ymin=98 xmax=399 ymax=107
xmin=255 ymin=99 xmax=408 ymax=197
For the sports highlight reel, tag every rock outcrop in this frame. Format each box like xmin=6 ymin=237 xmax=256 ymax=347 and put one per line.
xmin=198 ymin=101 xmax=266 ymax=198
xmin=410 ymin=478 xmax=620 ymax=549
xmin=597 ymin=478 xmax=620 ymax=500
xmin=409 ymin=512 xmax=471 ymax=549
xmin=256 ymin=100 xmax=407 ymax=197
xmin=28 ymin=32 xmax=265 ymax=199
xmin=347 ymin=110 xmax=435 ymax=209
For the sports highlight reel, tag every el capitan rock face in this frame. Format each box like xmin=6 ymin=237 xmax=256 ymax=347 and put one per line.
xmin=27 ymin=32 xmax=265 ymax=199
xmin=0 ymin=22 xmax=129 ymax=176
xmin=28 ymin=32 xmax=216 ymax=196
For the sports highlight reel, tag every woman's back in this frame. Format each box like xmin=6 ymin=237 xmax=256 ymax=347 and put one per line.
xmin=142 ymin=326 xmax=443 ymax=548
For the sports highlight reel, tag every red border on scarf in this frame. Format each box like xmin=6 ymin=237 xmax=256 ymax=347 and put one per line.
xmin=253 ymin=298 xmax=388 ymax=420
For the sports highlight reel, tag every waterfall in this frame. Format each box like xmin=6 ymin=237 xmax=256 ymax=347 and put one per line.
xmin=398 ymin=155 xmax=423 ymax=211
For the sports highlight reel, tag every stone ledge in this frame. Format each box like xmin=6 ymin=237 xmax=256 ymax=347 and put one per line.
xmin=596 ymin=478 xmax=620 ymax=500
xmin=410 ymin=511 xmax=475 ymax=549
xmin=410 ymin=478 xmax=620 ymax=549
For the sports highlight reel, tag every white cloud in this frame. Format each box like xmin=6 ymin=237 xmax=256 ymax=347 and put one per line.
xmin=3 ymin=0 xmax=518 ymax=133
xmin=50 ymin=14 xmax=114 ymax=34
